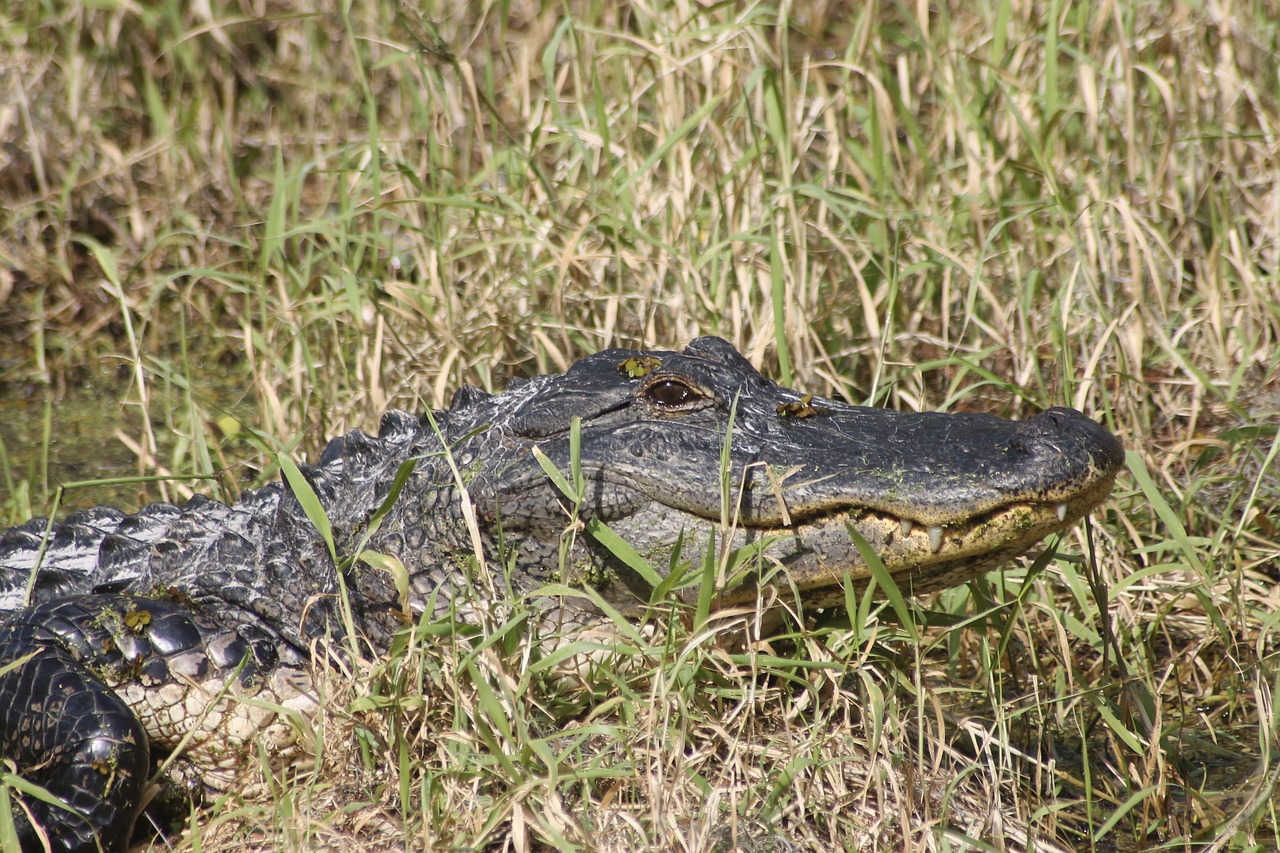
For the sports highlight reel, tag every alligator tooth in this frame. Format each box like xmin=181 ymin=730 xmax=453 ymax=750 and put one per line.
xmin=900 ymin=518 xmax=914 ymax=537
xmin=928 ymin=525 xmax=943 ymax=553
xmin=1056 ymin=502 xmax=1068 ymax=522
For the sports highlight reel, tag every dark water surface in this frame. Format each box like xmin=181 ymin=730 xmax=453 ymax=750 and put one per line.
xmin=0 ymin=364 xmax=260 ymax=519
xmin=0 ymin=378 xmax=145 ymax=513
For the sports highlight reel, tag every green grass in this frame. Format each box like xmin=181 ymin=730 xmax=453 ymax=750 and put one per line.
xmin=2 ymin=0 xmax=1279 ymax=850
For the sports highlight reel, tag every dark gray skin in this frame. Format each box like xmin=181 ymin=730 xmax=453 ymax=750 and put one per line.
xmin=0 ymin=336 xmax=1123 ymax=851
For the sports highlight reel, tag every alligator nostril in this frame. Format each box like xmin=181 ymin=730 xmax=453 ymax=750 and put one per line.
xmin=1008 ymin=408 xmax=1073 ymax=453
xmin=1008 ymin=407 xmax=1124 ymax=469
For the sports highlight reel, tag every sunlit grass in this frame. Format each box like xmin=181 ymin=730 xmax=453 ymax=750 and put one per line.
xmin=1 ymin=0 xmax=1278 ymax=849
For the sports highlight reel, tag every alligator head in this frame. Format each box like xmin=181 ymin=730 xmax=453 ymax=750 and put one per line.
xmin=442 ymin=336 xmax=1124 ymax=619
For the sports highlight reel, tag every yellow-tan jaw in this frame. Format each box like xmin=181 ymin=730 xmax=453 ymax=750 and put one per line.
xmin=756 ymin=462 xmax=1121 ymax=609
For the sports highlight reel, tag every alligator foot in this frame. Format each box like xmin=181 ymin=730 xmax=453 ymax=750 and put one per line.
xmin=0 ymin=593 xmax=315 ymax=851
xmin=0 ymin=607 xmax=148 ymax=852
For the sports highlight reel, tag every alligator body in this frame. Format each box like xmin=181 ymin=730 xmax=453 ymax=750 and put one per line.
xmin=0 ymin=337 xmax=1123 ymax=851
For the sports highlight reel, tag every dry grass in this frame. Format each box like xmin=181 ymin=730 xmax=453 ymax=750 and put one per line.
xmin=1 ymin=0 xmax=1279 ymax=850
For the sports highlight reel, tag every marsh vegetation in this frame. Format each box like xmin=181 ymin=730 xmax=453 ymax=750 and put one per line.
xmin=1 ymin=1 xmax=1278 ymax=849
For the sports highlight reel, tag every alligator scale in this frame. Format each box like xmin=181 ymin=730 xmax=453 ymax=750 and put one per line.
xmin=0 ymin=337 xmax=1123 ymax=851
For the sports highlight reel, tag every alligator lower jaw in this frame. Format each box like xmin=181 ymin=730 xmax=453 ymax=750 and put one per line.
xmin=686 ymin=473 xmax=1119 ymax=613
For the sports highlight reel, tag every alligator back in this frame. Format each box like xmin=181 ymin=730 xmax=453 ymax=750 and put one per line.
xmin=0 ymin=409 xmax=436 ymax=646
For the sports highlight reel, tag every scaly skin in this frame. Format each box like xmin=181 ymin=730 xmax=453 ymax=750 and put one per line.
xmin=0 ymin=337 xmax=1123 ymax=851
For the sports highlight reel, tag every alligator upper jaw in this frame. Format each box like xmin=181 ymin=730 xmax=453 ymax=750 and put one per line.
xmin=732 ymin=405 xmax=1124 ymax=542
xmin=490 ymin=400 xmax=1122 ymax=536
xmin=589 ymin=402 xmax=1126 ymax=528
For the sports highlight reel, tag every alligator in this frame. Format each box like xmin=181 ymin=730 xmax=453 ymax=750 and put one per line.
xmin=0 ymin=336 xmax=1124 ymax=852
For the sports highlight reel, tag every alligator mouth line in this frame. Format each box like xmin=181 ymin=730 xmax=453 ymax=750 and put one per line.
xmin=730 ymin=458 xmax=1118 ymax=542
xmin=698 ymin=472 xmax=1119 ymax=608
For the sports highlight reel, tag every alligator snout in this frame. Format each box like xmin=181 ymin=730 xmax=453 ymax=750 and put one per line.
xmin=1010 ymin=407 xmax=1125 ymax=465
xmin=1005 ymin=407 xmax=1126 ymax=501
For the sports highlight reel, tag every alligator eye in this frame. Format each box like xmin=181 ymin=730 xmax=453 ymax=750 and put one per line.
xmin=645 ymin=378 xmax=699 ymax=408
